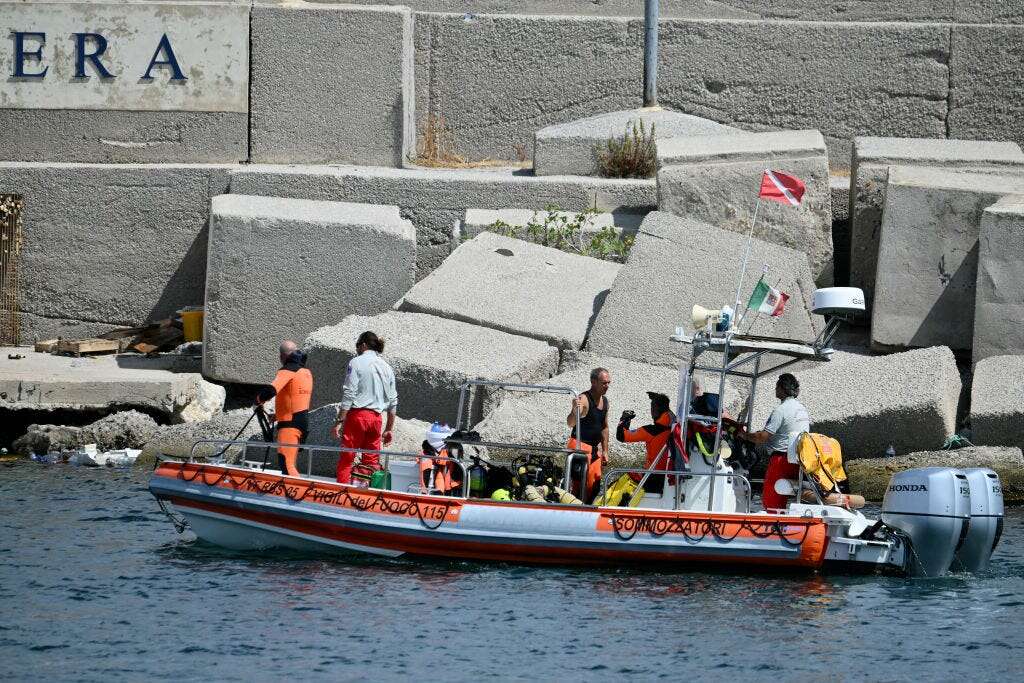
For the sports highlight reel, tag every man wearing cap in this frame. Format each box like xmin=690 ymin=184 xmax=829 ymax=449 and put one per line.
xmin=740 ymin=372 xmax=810 ymax=511
xmin=617 ymin=391 xmax=675 ymax=495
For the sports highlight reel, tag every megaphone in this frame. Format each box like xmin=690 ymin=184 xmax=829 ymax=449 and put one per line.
xmin=692 ymin=304 xmax=723 ymax=330
xmin=692 ymin=304 xmax=734 ymax=332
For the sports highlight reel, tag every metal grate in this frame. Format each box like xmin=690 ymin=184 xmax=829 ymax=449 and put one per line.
xmin=0 ymin=194 xmax=24 ymax=346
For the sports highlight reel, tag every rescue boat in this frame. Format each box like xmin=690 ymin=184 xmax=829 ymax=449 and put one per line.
xmin=149 ymin=288 xmax=1003 ymax=576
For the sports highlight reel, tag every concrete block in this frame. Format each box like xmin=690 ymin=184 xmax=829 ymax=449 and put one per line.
xmin=203 ymin=195 xmax=416 ymax=384
xmin=656 ymin=129 xmax=827 ymax=166
xmin=0 ymin=348 xmax=225 ymax=420
xmin=397 ymin=233 xmax=620 ymax=349
xmin=971 ymin=355 xmax=1024 ymax=450
xmin=949 ymin=25 xmax=1024 ymax=151
xmin=587 ymin=212 xmax=821 ymax=367
xmin=250 ymin=3 xmax=414 ymax=166
xmin=229 ymin=164 xmax=654 ymax=276
xmin=304 ymin=311 xmax=560 ymax=422
xmin=749 ymin=346 xmax=962 ymax=459
xmin=846 ymin=446 xmax=1024 ymax=503
xmin=0 ymin=1 xmax=249 ymax=163
xmin=415 ymin=14 xmax=950 ymax=166
xmin=871 ymin=168 xmax=1024 ymax=352
xmin=0 ymin=162 xmax=231 ymax=330
xmin=534 ymin=107 xmax=737 ymax=177
xmin=460 ymin=208 xmax=642 ymax=246
xmin=848 ymin=137 xmax=1024 ymax=304
xmin=0 ymin=111 xmax=248 ymax=164
xmin=656 ymin=130 xmax=833 ymax=283
xmin=974 ymin=197 xmax=1024 ymax=363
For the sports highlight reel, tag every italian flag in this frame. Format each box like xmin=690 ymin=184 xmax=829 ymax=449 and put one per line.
xmin=747 ymin=279 xmax=789 ymax=316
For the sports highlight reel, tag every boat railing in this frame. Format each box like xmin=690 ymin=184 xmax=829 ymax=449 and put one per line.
xmin=185 ymin=439 xmax=471 ymax=498
xmin=602 ymin=467 xmax=753 ymax=513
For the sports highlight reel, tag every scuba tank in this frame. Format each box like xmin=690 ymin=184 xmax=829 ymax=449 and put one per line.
xmin=468 ymin=457 xmax=488 ymax=496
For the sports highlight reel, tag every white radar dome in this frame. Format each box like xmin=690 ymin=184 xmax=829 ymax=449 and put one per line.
xmin=812 ymin=287 xmax=865 ymax=316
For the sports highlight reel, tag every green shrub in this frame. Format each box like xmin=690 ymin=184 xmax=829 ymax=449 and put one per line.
xmin=596 ymin=120 xmax=657 ymax=179
xmin=488 ymin=205 xmax=634 ymax=263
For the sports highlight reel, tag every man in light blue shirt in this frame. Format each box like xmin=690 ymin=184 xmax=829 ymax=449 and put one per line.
xmin=331 ymin=331 xmax=398 ymax=483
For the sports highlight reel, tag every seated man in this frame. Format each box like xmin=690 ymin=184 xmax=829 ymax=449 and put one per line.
xmin=739 ymin=373 xmax=809 ymax=512
xmin=596 ymin=392 xmax=675 ymax=506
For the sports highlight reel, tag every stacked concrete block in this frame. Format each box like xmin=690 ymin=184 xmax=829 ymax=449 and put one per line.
xmin=229 ymin=165 xmax=655 ymax=275
xmin=533 ymin=108 xmax=737 ymax=177
xmin=750 ymin=346 xmax=962 ymax=459
xmin=203 ymin=195 xmax=416 ymax=384
xmin=846 ymin=446 xmax=1024 ymax=503
xmin=415 ymin=13 xmax=950 ymax=165
xmin=657 ymin=130 xmax=833 ymax=284
xmin=0 ymin=1 xmax=249 ymax=163
xmin=304 ymin=311 xmax=559 ymax=423
xmin=0 ymin=348 xmax=225 ymax=421
xmin=974 ymin=196 xmax=1024 ymax=362
xmin=460 ymin=208 xmax=642 ymax=246
xmin=847 ymin=137 xmax=1024 ymax=308
xmin=587 ymin=212 xmax=822 ymax=367
xmin=0 ymin=162 xmax=231 ymax=341
xmin=475 ymin=353 xmax=690 ymax=468
xmin=871 ymin=168 xmax=1024 ymax=352
xmin=397 ymin=232 xmax=620 ymax=349
xmin=949 ymin=25 xmax=1024 ymax=152
xmin=250 ymin=3 xmax=415 ymax=166
xmin=971 ymin=355 xmax=1024 ymax=451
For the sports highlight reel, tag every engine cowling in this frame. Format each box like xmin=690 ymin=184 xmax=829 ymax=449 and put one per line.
xmin=881 ymin=467 xmax=970 ymax=577
xmin=951 ymin=468 xmax=1004 ymax=573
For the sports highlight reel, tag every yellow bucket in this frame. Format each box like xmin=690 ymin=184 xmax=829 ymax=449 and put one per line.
xmin=179 ymin=307 xmax=204 ymax=342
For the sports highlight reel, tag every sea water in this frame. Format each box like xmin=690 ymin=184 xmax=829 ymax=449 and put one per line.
xmin=1 ymin=462 xmax=1020 ymax=681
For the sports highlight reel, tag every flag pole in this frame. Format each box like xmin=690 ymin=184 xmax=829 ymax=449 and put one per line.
xmin=733 ymin=187 xmax=764 ymax=326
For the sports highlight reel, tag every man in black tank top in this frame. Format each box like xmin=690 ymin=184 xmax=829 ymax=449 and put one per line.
xmin=566 ymin=367 xmax=611 ymax=501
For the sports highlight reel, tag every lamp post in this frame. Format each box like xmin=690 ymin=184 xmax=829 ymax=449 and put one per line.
xmin=643 ymin=0 xmax=659 ymax=107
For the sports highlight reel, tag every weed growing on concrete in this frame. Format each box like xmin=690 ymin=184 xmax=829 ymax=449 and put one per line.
xmin=597 ymin=120 xmax=656 ymax=179
xmin=415 ymin=113 xmax=467 ymax=167
xmin=488 ymin=205 xmax=634 ymax=263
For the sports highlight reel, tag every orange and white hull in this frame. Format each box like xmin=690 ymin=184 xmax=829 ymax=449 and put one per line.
xmin=150 ymin=461 xmax=830 ymax=570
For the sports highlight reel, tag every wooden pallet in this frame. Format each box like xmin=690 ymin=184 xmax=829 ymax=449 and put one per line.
xmin=56 ymin=338 xmax=120 ymax=357
xmin=34 ymin=338 xmax=59 ymax=353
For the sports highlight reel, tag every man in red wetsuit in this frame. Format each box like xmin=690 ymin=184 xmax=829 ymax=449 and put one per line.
xmin=256 ymin=340 xmax=313 ymax=477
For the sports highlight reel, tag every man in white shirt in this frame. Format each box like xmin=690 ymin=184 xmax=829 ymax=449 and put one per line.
xmin=740 ymin=373 xmax=809 ymax=511
xmin=330 ymin=331 xmax=398 ymax=484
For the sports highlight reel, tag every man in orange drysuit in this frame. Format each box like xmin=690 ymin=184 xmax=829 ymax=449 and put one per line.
xmin=256 ymin=340 xmax=313 ymax=477
xmin=616 ymin=391 xmax=674 ymax=495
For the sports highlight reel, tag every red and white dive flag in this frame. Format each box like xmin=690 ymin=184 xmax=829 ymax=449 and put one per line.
xmin=759 ymin=170 xmax=805 ymax=206
xmin=747 ymin=279 xmax=789 ymax=317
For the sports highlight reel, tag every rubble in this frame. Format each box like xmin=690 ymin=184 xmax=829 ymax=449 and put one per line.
xmin=12 ymin=410 xmax=159 ymax=457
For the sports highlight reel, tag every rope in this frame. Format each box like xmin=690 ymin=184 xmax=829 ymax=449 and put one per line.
xmin=178 ymin=463 xmax=456 ymax=531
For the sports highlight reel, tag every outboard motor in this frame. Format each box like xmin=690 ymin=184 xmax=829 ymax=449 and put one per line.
xmin=951 ymin=468 xmax=1004 ymax=573
xmin=882 ymin=467 xmax=971 ymax=577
